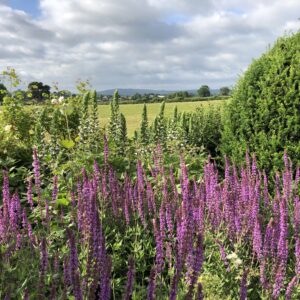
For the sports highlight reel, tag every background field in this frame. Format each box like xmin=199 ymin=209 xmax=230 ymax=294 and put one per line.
xmin=98 ymin=99 xmax=226 ymax=135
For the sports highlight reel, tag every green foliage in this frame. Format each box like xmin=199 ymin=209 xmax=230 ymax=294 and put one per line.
xmin=152 ymin=101 xmax=167 ymax=145
xmin=219 ymin=86 xmax=231 ymax=96
xmin=0 ymin=83 xmax=7 ymax=103
xmin=221 ymin=31 xmax=300 ymax=172
xmin=1 ymin=67 xmax=21 ymax=91
xmin=140 ymin=104 xmax=149 ymax=145
xmin=186 ymin=105 xmax=223 ymax=157
xmin=27 ymin=81 xmax=51 ymax=102
xmin=118 ymin=113 xmax=128 ymax=151
xmin=88 ymin=90 xmax=100 ymax=151
xmin=197 ymin=85 xmax=211 ymax=97
xmin=0 ymin=88 xmax=33 ymax=168
xmin=109 ymin=90 xmax=121 ymax=140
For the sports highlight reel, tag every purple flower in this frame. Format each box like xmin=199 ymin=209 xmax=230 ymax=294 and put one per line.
xmin=240 ymin=269 xmax=248 ymax=300
xmin=33 ymin=147 xmax=41 ymax=204
xmin=186 ymin=234 xmax=204 ymax=299
xmin=159 ymin=202 xmax=166 ymax=241
xmin=165 ymin=202 xmax=173 ymax=237
xmin=100 ymin=256 xmax=112 ymax=300
xmin=294 ymin=200 xmax=300 ymax=237
xmin=123 ymin=256 xmax=135 ymax=300
xmin=263 ymin=172 xmax=269 ymax=208
xmin=38 ymin=238 xmax=48 ymax=292
xmin=180 ymin=155 xmax=189 ymax=212
xmin=2 ymin=170 xmax=10 ymax=225
xmin=285 ymin=276 xmax=298 ymax=300
xmin=146 ymin=182 xmax=156 ymax=216
xmin=147 ymin=267 xmax=156 ymax=300
xmin=26 ymin=177 xmax=34 ymax=210
xmin=216 ymin=240 xmax=230 ymax=272
xmin=67 ymin=230 xmax=83 ymax=299
xmin=63 ymin=256 xmax=71 ymax=287
xmin=52 ymin=175 xmax=58 ymax=203
xmin=253 ymin=217 xmax=263 ymax=260
xmin=196 ymin=282 xmax=204 ymax=300
xmin=153 ymin=219 xmax=164 ymax=273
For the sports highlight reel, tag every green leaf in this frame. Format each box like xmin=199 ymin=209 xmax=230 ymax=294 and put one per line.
xmin=60 ymin=139 xmax=75 ymax=149
xmin=56 ymin=197 xmax=69 ymax=206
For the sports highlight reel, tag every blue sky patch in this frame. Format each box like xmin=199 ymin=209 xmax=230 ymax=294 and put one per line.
xmin=8 ymin=0 xmax=40 ymax=17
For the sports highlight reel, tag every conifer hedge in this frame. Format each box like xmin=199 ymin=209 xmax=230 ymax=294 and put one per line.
xmin=221 ymin=31 xmax=300 ymax=171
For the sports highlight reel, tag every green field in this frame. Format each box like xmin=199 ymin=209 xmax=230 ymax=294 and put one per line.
xmin=98 ymin=100 xmax=226 ymax=135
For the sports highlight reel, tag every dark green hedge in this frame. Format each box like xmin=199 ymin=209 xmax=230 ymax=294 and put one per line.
xmin=221 ymin=31 xmax=300 ymax=172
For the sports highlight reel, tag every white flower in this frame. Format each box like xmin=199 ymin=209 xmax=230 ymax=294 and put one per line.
xmin=4 ymin=125 xmax=12 ymax=132
xmin=51 ymin=98 xmax=58 ymax=105
xmin=58 ymin=96 xmax=64 ymax=103
xmin=227 ymin=252 xmax=238 ymax=260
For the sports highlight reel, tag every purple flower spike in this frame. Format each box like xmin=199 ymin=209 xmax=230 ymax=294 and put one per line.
xmin=52 ymin=175 xmax=58 ymax=203
xmin=123 ymin=256 xmax=135 ymax=300
xmin=38 ymin=238 xmax=48 ymax=292
xmin=196 ymin=282 xmax=204 ymax=300
xmin=33 ymin=147 xmax=42 ymax=204
xmin=240 ymin=269 xmax=248 ymax=300
xmin=216 ymin=240 xmax=230 ymax=272
xmin=26 ymin=176 xmax=34 ymax=210
xmin=147 ymin=267 xmax=156 ymax=300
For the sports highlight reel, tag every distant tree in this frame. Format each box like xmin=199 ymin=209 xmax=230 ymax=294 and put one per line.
xmin=0 ymin=83 xmax=7 ymax=104
xmin=132 ymin=93 xmax=142 ymax=101
xmin=58 ymin=90 xmax=72 ymax=98
xmin=197 ymin=85 xmax=211 ymax=97
xmin=219 ymin=86 xmax=231 ymax=96
xmin=27 ymin=82 xmax=51 ymax=102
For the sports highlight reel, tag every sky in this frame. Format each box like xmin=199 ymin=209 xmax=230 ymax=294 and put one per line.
xmin=0 ymin=0 xmax=299 ymax=91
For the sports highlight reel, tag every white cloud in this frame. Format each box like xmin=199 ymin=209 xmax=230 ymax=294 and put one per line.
xmin=0 ymin=0 xmax=299 ymax=91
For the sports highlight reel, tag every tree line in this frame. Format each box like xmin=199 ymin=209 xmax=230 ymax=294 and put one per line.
xmin=0 ymin=76 xmax=231 ymax=105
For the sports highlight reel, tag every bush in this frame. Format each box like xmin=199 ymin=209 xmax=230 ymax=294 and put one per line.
xmin=221 ymin=31 xmax=300 ymax=172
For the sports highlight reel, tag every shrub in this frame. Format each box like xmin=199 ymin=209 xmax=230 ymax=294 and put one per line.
xmin=221 ymin=31 xmax=300 ymax=172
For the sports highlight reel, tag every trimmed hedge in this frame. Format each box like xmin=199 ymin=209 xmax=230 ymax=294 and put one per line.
xmin=221 ymin=31 xmax=300 ymax=172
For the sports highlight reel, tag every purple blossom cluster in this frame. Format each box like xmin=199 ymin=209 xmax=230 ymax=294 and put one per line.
xmin=0 ymin=146 xmax=300 ymax=299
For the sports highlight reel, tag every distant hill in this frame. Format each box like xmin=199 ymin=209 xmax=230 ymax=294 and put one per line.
xmin=98 ymin=88 xmax=219 ymax=96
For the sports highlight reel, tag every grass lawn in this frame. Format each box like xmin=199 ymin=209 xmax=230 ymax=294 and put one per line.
xmin=98 ymin=99 xmax=226 ymax=135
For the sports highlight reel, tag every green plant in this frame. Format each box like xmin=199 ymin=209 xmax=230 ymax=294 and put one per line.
xmin=108 ymin=90 xmax=121 ymax=141
xmin=140 ymin=104 xmax=149 ymax=145
xmin=221 ymin=31 xmax=300 ymax=172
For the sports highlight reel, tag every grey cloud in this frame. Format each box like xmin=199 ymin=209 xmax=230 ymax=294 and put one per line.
xmin=0 ymin=0 xmax=299 ymax=91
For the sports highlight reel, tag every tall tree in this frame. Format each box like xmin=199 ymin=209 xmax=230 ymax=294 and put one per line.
xmin=197 ymin=85 xmax=211 ymax=97
xmin=27 ymin=82 xmax=50 ymax=102
xmin=219 ymin=86 xmax=231 ymax=96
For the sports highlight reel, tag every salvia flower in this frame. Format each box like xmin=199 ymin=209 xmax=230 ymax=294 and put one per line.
xmin=216 ymin=240 xmax=230 ymax=272
xmin=240 ymin=269 xmax=248 ymax=300
xmin=123 ymin=256 xmax=135 ymax=300
xmin=147 ymin=267 xmax=156 ymax=300
xmin=33 ymin=147 xmax=41 ymax=203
